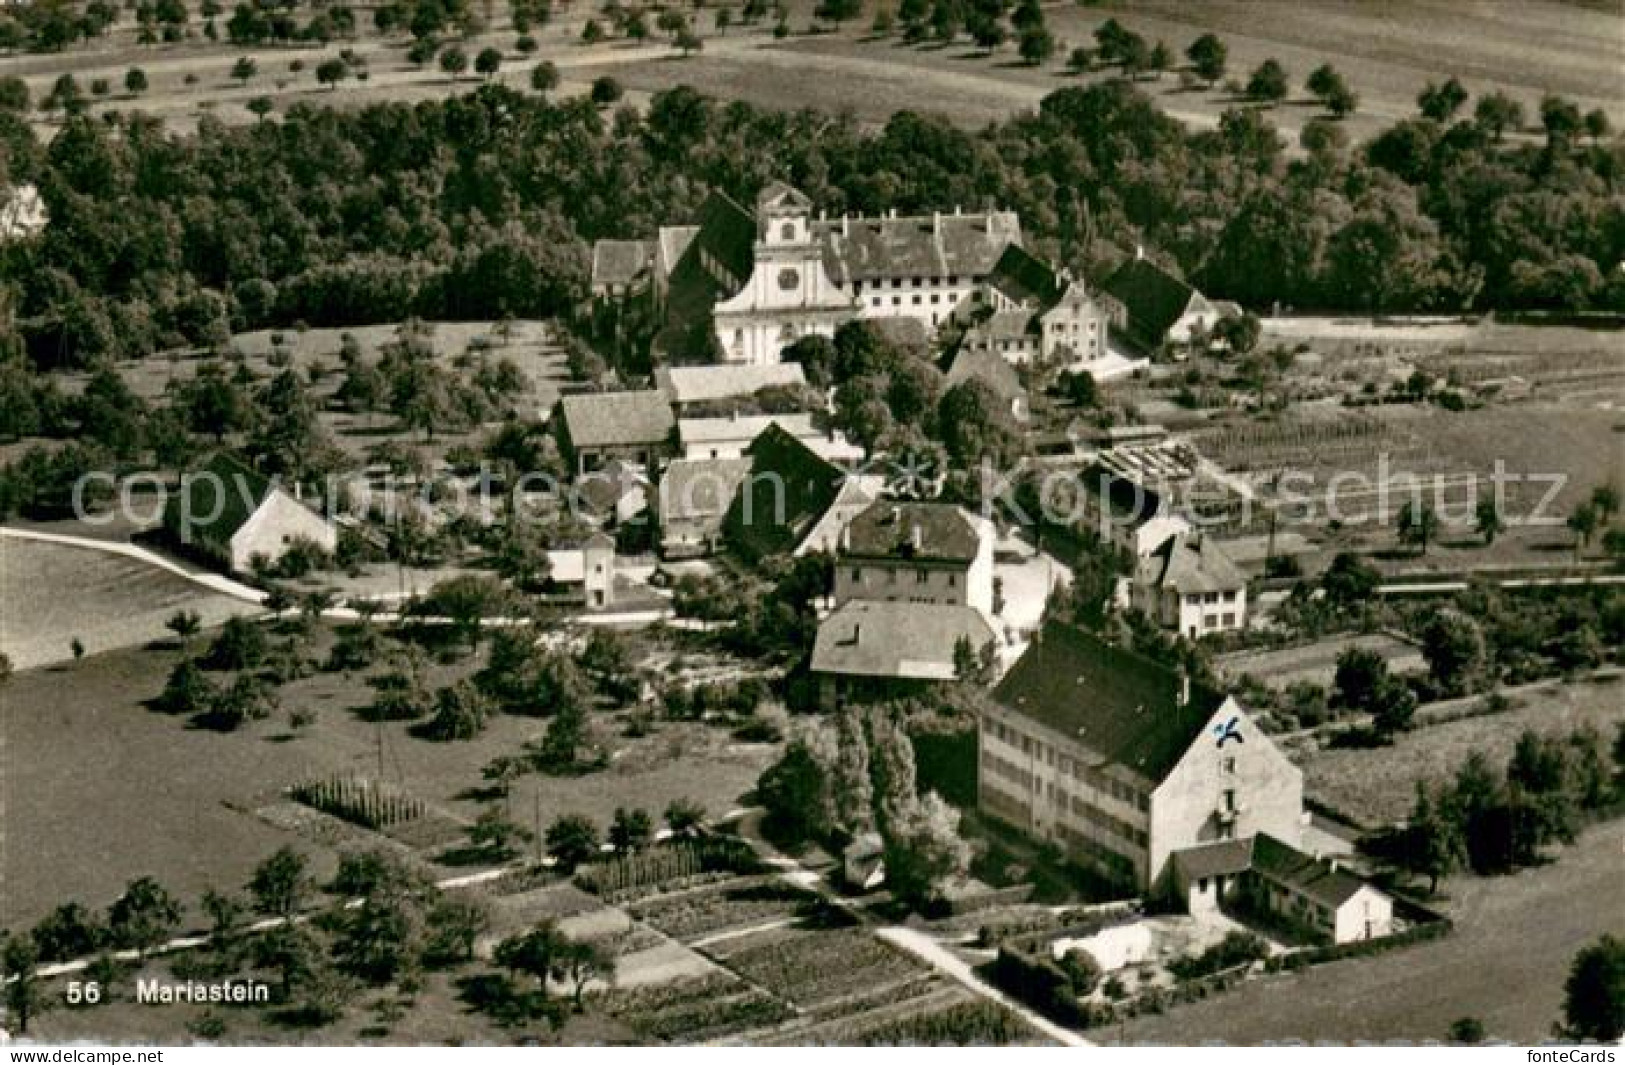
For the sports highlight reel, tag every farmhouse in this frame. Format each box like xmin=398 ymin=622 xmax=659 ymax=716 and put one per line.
xmin=1076 ymin=465 xmax=1193 ymax=558
xmin=811 ymin=598 xmax=997 ymax=707
xmin=1103 ymin=253 xmax=1230 ymax=354
xmin=722 ymin=423 xmax=851 ymax=560
xmin=654 ymin=361 xmax=810 ymax=414
xmin=945 ymin=344 xmax=1029 ymax=423
xmin=979 ymin=623 xmax=1303 ymax=891
xmin=163 ymin=452 xmax=338 ymax=576
xmin=677 ymin=412 xmax=862 ymax=463
xmin=1172 ymin=833 xmax=1395 ymax=944
xmin=1133 ymin=533 xmax=1249 ymax=638
xmin=602 ymin=182 xmax=1025 ymax=364
xmin=545 ymin=532 xmax=618 ymax=609
xmin=554 ymin=390 xmax=676 ymax=475
xmin=656 ymin=457 xmax=751 ymax=558
xmin=834 ymin=501 xmax=996 ymax=616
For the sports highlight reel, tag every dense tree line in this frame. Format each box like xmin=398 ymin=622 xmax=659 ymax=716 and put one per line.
xmin=0 ymin=73 xmax=1619 ymax=370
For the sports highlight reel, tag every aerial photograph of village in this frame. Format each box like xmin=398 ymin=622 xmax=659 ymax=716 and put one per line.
xmin=0 ymin=0 xmax=1620 ymax=1051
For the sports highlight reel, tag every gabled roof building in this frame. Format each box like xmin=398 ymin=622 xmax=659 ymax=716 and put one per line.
xmin=163 ymin=452 xmax=338 ymax=576
xmin=979 ymin=623 xmax=1304 ymax=891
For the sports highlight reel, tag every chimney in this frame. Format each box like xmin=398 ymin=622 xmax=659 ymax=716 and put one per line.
xmin=985 ymin=214 xmax=995 ymax=236
xmin=954 ymin=204 xmax=962 ymax=216
xmin=1177 ymin=669 xmax=1191 ymax=706
xmin=933 ymin=211 xmax=940 ymax=234
xmin=911 ymin=524 xmax=923 ymax=551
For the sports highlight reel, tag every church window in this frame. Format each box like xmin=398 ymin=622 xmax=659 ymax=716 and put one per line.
xmin=780 ymin=222 xmax=796 ymax=241
xmin=777 ymin=267 xmax=801 ymax=290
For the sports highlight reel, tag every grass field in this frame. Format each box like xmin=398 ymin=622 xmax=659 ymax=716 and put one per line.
xmin=0 ymin=628 xmax=775 ymax=929
xmin=1113 ymin=818 xmax=1625 ymax=1044
xmin=10 ymin=1 xmax=1618 ymax=141
xmin=1296 ymin=675 xmax=1625 ymax=826
xmin=0 ymin=537 xmax=259 ymax=669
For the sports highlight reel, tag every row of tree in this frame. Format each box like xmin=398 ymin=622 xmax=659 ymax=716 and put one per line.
xmin=1394 ymin=723 xmax=1624 ymax=891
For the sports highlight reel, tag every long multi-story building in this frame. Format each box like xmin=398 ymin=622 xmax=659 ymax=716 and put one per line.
xmin=978 ymin=623 xmax=1303 ymax=892
xmin=593 ymin=182 xmax=1024 ymax=365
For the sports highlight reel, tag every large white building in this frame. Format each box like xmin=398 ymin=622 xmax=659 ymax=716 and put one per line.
xmin=979 ymin=624 xmax=1304 ymax=892
xmin=595 ymin=182 xmax=1025 ymax=365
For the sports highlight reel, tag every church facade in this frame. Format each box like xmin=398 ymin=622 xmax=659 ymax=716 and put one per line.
xmin=595 ymin=181 xmax=1026 ymax=366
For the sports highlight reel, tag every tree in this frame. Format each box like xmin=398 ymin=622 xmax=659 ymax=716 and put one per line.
xmin=469 ymin=806 xmax=529 ymax=859
xmin=530 ymin=59 xmax=559 ymax=93
xmin=555 ymin=937 xmax=613 ymax=1011
xmin=1400 ymin=783 xmax=1465 ymax=894
xmin=1449 ymin=1017 xmax=1486 ymax=1044
xmin=332 ymin=897 xmax=419 ymax=984
xmin=422 ymin=680 xmax=492 ymax=740
xmin=201 ymin=887 xmax=245 ymax=952
xmin=1332 ymin=647 xmax=1388 ymax=714
xmin=124 ymin=67 xmax=149 ymax=96
xmin=0 ymin=76 xmax=29 ymax=112
xmin=1245 ymin=58 xmax=1288 ymax=105
xmin=882 ymin=792 xmax=971 ymax=909
xmin=1568 ymin=502 xmax=1600 ymax=557
xmin=31 ymin=903 xmax=105 ymax=962
xmin=545 ymin=813 xmax=601 ymax=871
xmin=424 ymin=896 xmax=491 ymax=966
xmin=1186 ymin=32 xmax=1226 ymax=87
xmin=475 ymin=46 xmax=503 ymax=80
xmin=815 ymin=0 xmax=861 ymax=23
xmin=664 ymin=797 xmax=706 ymax=836
xmin=246 ymin=95 xmax=274 ymax=122
xmin=1418 ymin=77 xmax=1468 ymax=121
xmin=590 ymin=76 xmax=623 ymax=107
xmin=166 ymin=609 xmax=202 ymax=646
xmin=439 ymin=45 xmax=468 ymax=81
xmin=1305 ymin=63 xmax=1342 ymax=105
xmin=1213 ymin=311 xmax=1261 ymax=354
xmin=249 ymin=846 xmax=311 ymax=918
xmin=252 ymin=925 xmax=321 ymax=1001
xmin=494 ymin=922 xmax=563 ymax=997
xmin=609 ymin=806 xmax=653 ymax=852
xmin=757 ymin=739 xmax=833 ymax=845
xmin=1473 ymin=91 xmax=1524 ymax=141
xmin=581 ymin=17 xmax=605 ymax=43
xmin=231 ymin=56 xmax=258 ymax=85
xmin=1326 ymin=83 xmax=1358 ymax=119
xmin=108 ymin=876 xmax=183 ymax=957
xmin=1583 ymin=108 xmax=1611 ymax=144
xmin=1397 ymin=500 xmax=1438 ymax=554
xmin=937 ymin=378 xmax=1022 ymax=468
xmin=316 ymin=57 xmax=349 ymax=90
xmin=3 ymin=936 xmax=44 ymax=1034
xmin=1540 ymin=94 xmax=1583 ymax=149
xmin=1420 ymin=610 xmax=1487 ymax=697
xmin=1018 ymin=26 xmax=1054 ymax=66
xmin=674 ymin=27 xmax=702 ymax=55
xmin=1563 ymin=935 xmax=1625 ymax=1042
xmin=1476 ymin=498 xmax=1504 ymax=545
xmin=174 ymin=361 xmax=255 ymax=442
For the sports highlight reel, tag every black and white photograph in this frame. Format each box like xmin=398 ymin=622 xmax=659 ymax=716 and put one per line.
xmin=0 ymin=0 xmax=1621 ymax=1052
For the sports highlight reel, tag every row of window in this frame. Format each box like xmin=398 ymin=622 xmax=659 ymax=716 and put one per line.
xmin=984 ymin=719 xmax=1151 ymax=811
xmin=1054 ymin=821 xmax=1138 ymax=877
xmin=1066 ymin=792 xmax=1150 ymax=849
xmin=849 ymin=567 xmax=956 ymax=586
xmin=869 ymin=293 xmax=952 ymax=309
xmin=855 ymin=275 xmax=962 ymax=294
